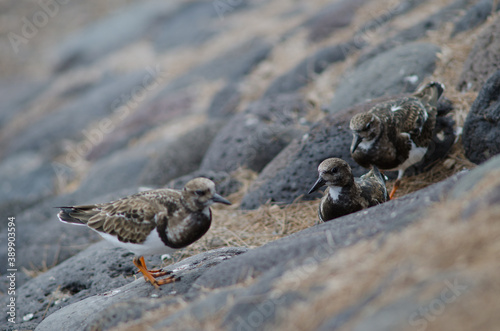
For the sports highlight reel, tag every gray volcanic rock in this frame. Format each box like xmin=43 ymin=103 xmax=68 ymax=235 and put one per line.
xmin=0 ymin=78 xmax=48 ymax=129
xmin=32 ymin=168 xmax=477 ymax=331
xmin=139 ymin=120 xmax=227 ymax=187
xmin=206 ymin=83 xmax=242 ymax=118
xmin=330 ymin=42 xmax=440 ymax=113
xmin=153 ymin=0 xmax=254 ymax=52
xmin=458 ymin=15 xmax=500 ymax=91
xmin=4 ymin=71 xmax=152 ymax=158
xmin=86 ymin=90 xmax=194 ymax=161
xmin=52 ymin=1 xmax=181 ymax=72
xmin=356 ymin=0 xmax=473 ymax=65
xmin=353 ymin=0 xmax=427 ymax=39
xmin=263 ymin=41 xmax=363 ymax=98
xmin=305 ymin=0 xmax=368 ymax=43
xmin=75 ymin=142 xmax=160 ymax=200
xmin=0 ymin=152 xmax=55 ymax=218
xmin=33 ymin=156 xmax=500 ymax=331
xmin=170 ymin=37 xmax=273 ymax=90
xmin=200 ymin=93 xmax=310 ymax=173
xmin=452 ymin=0 xmax=500 ymax=37
xmin=462 ymin=70 xmax=500 ymax=164
xmin=1 ymin=242 xmax=140 ymax=330
xmin=31 ymin=246 xmax=247 ymax=331
xmin=152 ymin=1 xmax=219 ymax=52
xmin=240 ymin=104 xmax=365 ymax=210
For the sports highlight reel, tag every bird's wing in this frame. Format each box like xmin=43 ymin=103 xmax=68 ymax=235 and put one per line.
xmin=357 ymin=171 xmax=389 ymax=205
xmin=86 ymin=196 xmax=162 ymax=244
xmin=393 ymin=98 xmax=429 ymax=136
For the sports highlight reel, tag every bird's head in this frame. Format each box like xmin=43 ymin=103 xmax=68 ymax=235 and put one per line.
xmin=183 ymin=178 xmax=231 ymax=211
xmin=308 ymin=158 xmax=353 ymax=194
xmin=349 ymin=113 xmax=382 ymax=153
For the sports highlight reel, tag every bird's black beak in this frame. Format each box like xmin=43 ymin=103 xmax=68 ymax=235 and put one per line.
xmin=212 ymin=193 xmax=231 ymax=205
xmin=350 ymin=134 xmax=363 ymax=154
xmin=308 ymin=177 xmax=326 ymax=194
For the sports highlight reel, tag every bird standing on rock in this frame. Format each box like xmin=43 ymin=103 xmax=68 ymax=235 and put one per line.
xmin=57 ymin=177 xmax=231 ymax=288
xmin=349 ymin=81 xmax=444 ymax=199
xmin=308 ymin=158 xmax=388 ymax=222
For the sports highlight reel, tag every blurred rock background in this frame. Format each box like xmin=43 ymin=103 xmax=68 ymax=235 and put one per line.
xmin=0 ymin=0 xmax=499 ymax=330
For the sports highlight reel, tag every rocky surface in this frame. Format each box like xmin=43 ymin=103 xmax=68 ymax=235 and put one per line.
xmin=1 ymin=0 xmax=499 ymax=330
xmin=458 ymin=14 xmax=500 ymax=91
xmin=200 ymin=93 xmax=310 ymax=173
xmin=355 ymin=0 xmax=476 ymax=65
xmin=330 ymin=42 xmax=440 ymax=113
xmin=14 ymin=244 xmax=247 ymax=331
xmin=452 ymin=0 xmax=500 ymax=36
xmin=32 ymin=156 xmax=500 ymax=331
xmin=462 ymin=70 xmax=500 ymax=164
xmin=263 ymin=41 xmax=363 ymax=98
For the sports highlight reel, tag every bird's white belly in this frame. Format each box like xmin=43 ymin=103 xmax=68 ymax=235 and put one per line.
xmin=99 ymin=231 xmax=176 ymax=256
xmin=387 ymin=140 xmax=427 ymax=172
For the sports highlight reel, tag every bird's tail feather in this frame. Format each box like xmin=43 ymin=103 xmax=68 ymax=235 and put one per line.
xmin=370 ymin=166 xmax=390 ymax=201
xmin=370 ymin=165 xmax=386 ymax=184
xmin=413 ymin=81 xmax=444 ymax=106
xmin=56 ymin=205 xmax=96 ymax=225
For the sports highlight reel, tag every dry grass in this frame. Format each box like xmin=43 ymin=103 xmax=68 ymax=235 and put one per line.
xmin=168 ymin=168 xmax=318 ymax=263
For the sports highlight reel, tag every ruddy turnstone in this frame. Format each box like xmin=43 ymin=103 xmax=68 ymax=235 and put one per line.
xmin=349 ymin=81 xmax=444 ymax=199
xmin=57 ymin=177 xmax=231 ymax=287
xmin=308 ymin=158 xmax=388 ymax=222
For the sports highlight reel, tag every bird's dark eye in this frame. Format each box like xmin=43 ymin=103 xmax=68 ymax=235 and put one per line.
xmin=365 ymin=122 xmax=371 ymax=130
xmin=330 ymin=167 xmax=338 ymax=174
xmin=195 ymin=190 xmax=205 ymax=196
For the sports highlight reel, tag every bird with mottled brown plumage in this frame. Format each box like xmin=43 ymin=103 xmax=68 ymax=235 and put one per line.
xmin=57 ymin=177 xmax=230 ymax=287
xmin=308 ymin=158 xmax=388 ymax=222
xmin=349 ymin=82 xmax=444 ymax=198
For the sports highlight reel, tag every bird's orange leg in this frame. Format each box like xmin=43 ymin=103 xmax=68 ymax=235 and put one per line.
xmin=133 ymin=256 xmax=160 ymax=288
xmin=389 ymin=179 xmax=401 ymax=200
xmin=133 ymin=256 xmax=179 ymax=287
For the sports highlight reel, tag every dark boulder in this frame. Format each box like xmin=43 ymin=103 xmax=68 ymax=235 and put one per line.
xmin=463 ymin=70 xmax=500 ymax=164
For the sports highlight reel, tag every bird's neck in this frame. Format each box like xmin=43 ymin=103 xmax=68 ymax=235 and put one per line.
xmin=163 ymin=207 xmax=212 ymax=249
xmin=327 ymin=181 xmax=357 ymax=201
xmin=328 ymin=186 xmax=343 ymax=201
xmin=181 ymin=195 xmax=204 ymax=213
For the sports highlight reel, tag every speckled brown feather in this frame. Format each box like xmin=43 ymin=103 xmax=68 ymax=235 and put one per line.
xmin=57 ymin=178 xmax=230 ymax=287
xmin=308 ymin=158 xmax=388 ymax=222
xmin=349 ymin=82 xmax=443 ymax=172
xmin=58 ymin=178 xmax=231 ymax=249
